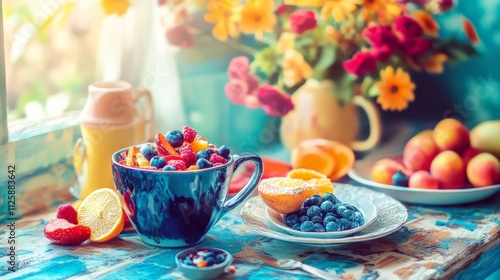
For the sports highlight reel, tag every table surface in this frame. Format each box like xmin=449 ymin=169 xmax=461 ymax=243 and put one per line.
xmin=1 ymin=122 xmax=500 ymax=280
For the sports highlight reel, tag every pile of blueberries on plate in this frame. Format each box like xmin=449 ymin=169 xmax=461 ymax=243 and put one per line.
xmin=284 ymin=193 xmax=365 ymax=232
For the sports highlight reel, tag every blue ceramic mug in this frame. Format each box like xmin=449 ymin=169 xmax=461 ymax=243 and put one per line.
xmin=111 ymin=146 xmax=263 ymax=247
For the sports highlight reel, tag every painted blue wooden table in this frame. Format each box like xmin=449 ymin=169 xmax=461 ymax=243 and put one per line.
xmin=1 ymin=186 xmax=499 ymax=280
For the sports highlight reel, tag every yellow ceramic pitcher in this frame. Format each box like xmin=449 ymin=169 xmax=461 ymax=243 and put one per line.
xmin=72 ymin=81 xmax=153 ymax=199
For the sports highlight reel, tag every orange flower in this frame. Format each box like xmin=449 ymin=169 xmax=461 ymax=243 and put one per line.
xmin=377 ymin=2 xmax=403 ymax=23
xmin=376 ymin=66 xmax=415 ymax=111
xmin=239 ymin=0 xmax=277 ymax=40
xmin=282 ymin=49 xmax=313 ymax=87
xmin=413 ymin=10 xmax=439 ymax=37
xmin=204 ymin=0 xmax=241 ymax=41
xmin=463 ymin=18 xmax=480 ymax=45
xmin=101 ymin=0 xmax=130 ymax=16
xmin=321 ymin=0 xmax=362 ymax=22
xmin=423 ymin=53 xmax=448 ymax=74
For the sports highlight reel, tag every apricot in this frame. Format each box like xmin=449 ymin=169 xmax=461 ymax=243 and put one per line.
xmin=433 ymin=118 xmax=470 ymax=154
xmin=466 ymin=153 xmax=500 ymax=188
xmin=430 ymin=151 xmax=465 ymax=189
xmin=371 ymin=158 xmax=408 ymax=185
xmin=403 ymin=134 xmax=440 ymax=171
xmin=461 ymin=147 xmax=482 ymax=167
xmin=258 ymin=178 xmax=308 ymax=214
xmin=408 ymin=170 xmax=440 ymax=189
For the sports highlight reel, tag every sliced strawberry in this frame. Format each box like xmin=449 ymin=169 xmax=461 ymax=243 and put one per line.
xmin=163 ymin=155 xmax=183 ymax=162
xmin=56 ymin=204 xmax=78 ymax=224
xmin=44 ymin=219 xmax=91 ymax=245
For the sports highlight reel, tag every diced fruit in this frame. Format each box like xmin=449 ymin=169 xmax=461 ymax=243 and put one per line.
xmin=466 ymin=153 xmax=500 ymax=188
xmin=392 ymin=171 xmax=409 ymax=187
xmin=191 ymin=139 xmax=209 ymax=153
xmin=433 ymin=118 xmax=470 ymax=154
xmin=408 ymin=170 xmax=440 ymax=189
xmin=44 ymin=219 xmax=91 ymax=245
xmin=287 ymin=168 xmax=326 ymax=181
xmin=56 ymin=204 xmax=78 ymax=224
xmin=258 ymin=177 xmax=308 ymax=214
xmin=430 ymin=151 xmax=465 ymax=189
xmin=182 ymin=126 xmax=197 ymax=143
xmin=403 ymin=133 xmax=439 ymax=171
xmin=155 ymin=132 xmax=179 ymax=156
xmin=77 ymin=188 xmax=125 ymax=243
xmin=371 ymin=158 xmax=409 ymax=185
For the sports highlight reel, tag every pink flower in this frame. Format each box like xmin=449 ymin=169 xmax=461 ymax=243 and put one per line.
xmin=394 ymin=16 xmax=423 ymax=39
xmin=343 ymin=52 xmax=377 ymax=77
xmin=371 ymin=45 xmax=393 ymax=61
xmin=438 ymin=0 xmax=454 ymax=12
xmin=257 ymin=85 xmax=294 ymax=117
xmin=228 ymin=56 xmax=251 ymax=80
xmin=363 ymin=25 xmax=399 ymax=49
xmin=225 ymin=79 xmax=249 ymax=105
xmin=289 ymin=10 xmax=317 ymax=35
xmin=246 ymin=75 xmax=260 ymax=96
xmin=400 ymin=37 xmax=433 ymax=56
xmin=276 ymin=4 xmax=292 ymax=15
xmin=165 ymin=25 xmax=195 ymax=49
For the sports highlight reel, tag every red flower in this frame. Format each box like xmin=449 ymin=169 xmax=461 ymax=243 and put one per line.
xmin=276 ymin=4 xmax=292 ymax=15
xmin=257 ymin=85 xmax=294 ymax=117
xmin=371 ymin=45 xmax=393 ymax=61
xmin=394 ymin=16 xmax=423 ymax=39
xmin=289 ymin=10 xmax=317 ymax=35
xmin=228 ymin=56 xmax=251 ymax=80
xmin=438 ymin=0 xmax=454 ymax=12
xmin=343 ymin=52 xmax=377 ymax=77
xmin=363 ymin=25 xmax=399 ymax=49
xmin=400 ymin=37 xmax=433 ymax=56
xmin=165 ymin=25 xmax=195 ymax=49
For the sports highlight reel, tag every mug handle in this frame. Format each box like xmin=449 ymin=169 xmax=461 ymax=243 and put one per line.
xmin=350 ymin=95 xmax=382 ymax=152
xmin=221 ymin=153 xmax=263 ymax=215
xmin=133 ymin=87 xmax=154 ymax=141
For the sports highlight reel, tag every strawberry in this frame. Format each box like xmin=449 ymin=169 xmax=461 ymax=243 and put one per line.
xmin=44 ymin=219 xmax=91 ymax=245
xmin=56 ymin=204 xmax=78 ymax=224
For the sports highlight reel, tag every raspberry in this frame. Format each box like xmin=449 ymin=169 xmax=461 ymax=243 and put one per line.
xmin=179 ymin=145 xmax=196 ymax=166
xmin=167 ymin=160 xmax=186 ymax=170
xmin=209 ymin=154 xmax=227 ymax=165
xmin=56 ymin=204 xmax=78 ymax=225
xmin=183 ymin=126 xmax=197 ymax=143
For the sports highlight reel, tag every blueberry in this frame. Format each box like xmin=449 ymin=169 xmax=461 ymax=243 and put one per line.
xmin=285 ymin=214 xmax=299 ymax=227
xmin=183 ymin=257 xmax=193 ymax=265
xmin=303 ymin=198 xmax=314 ymax=207
xmin=341 ymin=209 xmax=354 ymax=220
xmin=350 ymin=222 xmax=360 ymax=229
xmin=196 ymin=158 xmax=213 ymax=169
xmin=323 ymin=193 xmax=341 ymax=204
xmin=150 ymin=156 xmax=166 ymax=168
xmin=163 ymin=165 xmax=176 ymax=171
xmin=204 ymin=252 xmax=215 ymax=258
xmin=344 ymin=204 xmax=360 ymax=212
xmin=323 ymin=215 xmax=339 ymax=225
xmin=140 ymin=144 xmax=158 ymax=161
xmin=307 ymin=205 xmax=322 ymax=218
xmin=196 ymin=150 xmax=209 ymax=160
xmin=300 ymin=221 xmax=315 ymax=232
xmin=325 ymin=212 xmax=336 ymax=217
xmin=292 ymin=223 xmax=301 ymax=231
xmin=325 ymin=222 xmax=340 ymax=232
xmin=311 ymin=216 xmax=323 ymax=223
xmin=206 ymin=148 xmax=216 ymax=156
xmin=298 ymin=207 xmax=309 ymax=217
xmin=218 ymin=145 xmax=231 ymax=159
xmin=353 ymin=212 xmax=365 ymax=225
xmin=299 ymin=215 xmax=310 ymax=223
xmin=392 ymin=170 xmax=409 ymax=187
xmin=335 ymin=205 xmax=347 ymax=216
xmin=338 ymin=218 xmax=350 ymax=230
xmin=205 ymin=257 xmax=215 ymax=266
xmin=320 ymin=201 xmax=335 ymax=213
xmin=309 ymin=195 xmax=323 ymax=206
xmin=314 ymin=223 xmax=326 ymax=232
xmin=215 ymin=254 xmax=225 ymax=264
xmin=165 ymin=130 xmax=184 ymax=147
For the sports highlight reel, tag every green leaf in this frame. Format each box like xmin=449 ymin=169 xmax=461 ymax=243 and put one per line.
xmin=368 ymin=84 xmax=380 ymax=98
xmin=330 ymin=73 xmax=357 ymax=104
xmin=313 ymin=46 xmax=336 ymax=72
xmin=360 ymin=76 xmax=375 ymax=97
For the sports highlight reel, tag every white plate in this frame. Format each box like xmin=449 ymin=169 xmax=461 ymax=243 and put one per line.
xmin=348 ymin=155 xmax=500 ymax=205
xmin=265 ymin=196 xmax=377 ymax=239
xmin=240 ymin=184 xmax=408 ymax=246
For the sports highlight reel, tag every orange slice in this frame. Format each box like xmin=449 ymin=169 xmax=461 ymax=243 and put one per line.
xmin=304 ymin=178 xmax=335 ymax=197
xmin=291 ymin=145 xmax=335 ymax=177
xmin=287 ymin=168 xmax=326 ymax=181
xmin=77 ymin=188 xmax=125 ymax=243
xmin=258 ymin=177 xmax=308 ymax=214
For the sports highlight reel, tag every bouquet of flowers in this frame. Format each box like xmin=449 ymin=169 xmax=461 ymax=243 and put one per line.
xmin=166 ymin=0 xmax=479 ymax=116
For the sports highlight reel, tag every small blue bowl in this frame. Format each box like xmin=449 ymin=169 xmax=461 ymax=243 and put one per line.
xmin=175 ymin=247 xmax=233 ymax=280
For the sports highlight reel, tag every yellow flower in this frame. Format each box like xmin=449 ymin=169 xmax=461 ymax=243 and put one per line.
xmin=321 ymin=0 xmax=362 ymax=22
xmin=239 ymin=0 xmax=277 ymax=40
xmin=276 ymin=32 xmax=295 ymax=53
xmin=413 ymin=10 xmax=439 ymax=37
xmin=101 ymin=0 xmax=130 ymax=16
xmin=377 ymin=2 xmax=403 ymax=23
xmin=282 ymin=49 xmax=313 ymax=87
xmin=204 ymin=0 xmax=241 ymax=42
xmin=284 ymin=0 xmax=323 ymax=6
xmin=423 ymin=53 xmax=448 ymax=74
xmin=376 ymin=66 xmax=415 ymax=111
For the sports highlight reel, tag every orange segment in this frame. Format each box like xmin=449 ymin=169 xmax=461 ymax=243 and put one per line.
xmin=291 ymin=145 xmax=335 ymax=177
xmin=304 ymin=178 xmax=335 ymax=197
xmin=287 ymin=168 xmax=326 ymax=181
xmin=77 ymin=188 xmax=125 ymax=243
xmin=258 ymin=177 xmax=308 ymax=214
